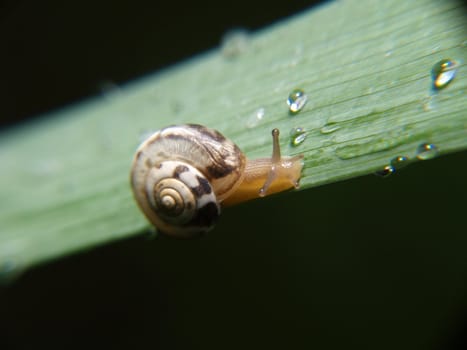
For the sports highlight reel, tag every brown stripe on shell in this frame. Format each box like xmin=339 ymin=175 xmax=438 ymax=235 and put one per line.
xmin=206 ymin=162 xmax=238 ymax=179
xmin=162 ymin=133 xmax=190 ymax=143
xmin=188 ymin=201 xmax=219 ymax=228
xmin=173 ymin=164 xmax=189 ymax=178
xmin=186 ymin=124 xmax=227 ymax=144
xmin=145 ymin=158 xmax=154 ymax=168
xmin=155 ymin=201 xmax=219 ymax=238
xmin=153 ymin=128 xmax=245 ymax=182
xmin=135 ymin=150 xmax=144 ymax=161
xmin=204 ymin=145 xmax=243 ymax=180
xmin=191 ymin=175 xmax=212 ymax=197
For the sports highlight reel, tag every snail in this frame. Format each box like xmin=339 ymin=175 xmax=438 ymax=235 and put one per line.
xmin=130 ymin=124 xmax=304 ymax=238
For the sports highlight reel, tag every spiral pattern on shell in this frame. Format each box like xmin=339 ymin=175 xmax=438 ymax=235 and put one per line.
xmin=130 ymin=124 xmax=246 ymax=237
xmin=147 ymin=160 xmax=220 ymax=234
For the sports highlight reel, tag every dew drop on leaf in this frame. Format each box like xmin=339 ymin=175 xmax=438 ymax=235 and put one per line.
xmin=416 ymin=143 xmax=439 ymax=160
xmin=287 ymin=89 xmax=308 ymax=114
xmin=431 ymin=58 xmax=458 ymax=90
xmin=390 ymin=155 xmax=410 ymax=170
xmin=320 ymin=123 xmax=340 ymax=134
xmin=374 ymin=165 xmax=395 ymax=178
xmin=289 ymin=127 xmax=307 ymax=146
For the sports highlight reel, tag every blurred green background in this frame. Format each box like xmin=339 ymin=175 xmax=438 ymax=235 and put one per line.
xmin=0 ymin=1 xmax=466 ymax=349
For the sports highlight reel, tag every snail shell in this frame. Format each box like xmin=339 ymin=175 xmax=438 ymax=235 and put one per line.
xmin=130 ymin=124 xmax=246 ymax=238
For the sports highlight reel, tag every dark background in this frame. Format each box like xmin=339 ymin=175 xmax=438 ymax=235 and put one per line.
xmin=1 ymin=1 xmax=466 ymax=349
xmin=0 ymin=0 xmax=314 ymax=130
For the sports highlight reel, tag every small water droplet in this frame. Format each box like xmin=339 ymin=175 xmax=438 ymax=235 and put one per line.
xmin=431 ymin=58 xmax=458 ymax=90
xmin=320 ymin=123 xmax=340 ymax=134
xmin=416 ymin=143 xmax=439 ymax=160
xmin=287 ymin=89 xmax=308 ymax=114
xmin=374 ymin=165 xmax=395 ymax=178
xmin=246 ymin=107 xmax=265 ymax=128
xmin=221 ymin=28 xmax=250 ymax=58
xmin=289 ymin=127 xmax=307 ymax=146
xmin=390 ymin=155 xmax=410 ymax=170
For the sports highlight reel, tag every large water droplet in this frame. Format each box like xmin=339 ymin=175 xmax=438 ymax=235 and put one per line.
xmin=374 ymin=165 xmax=395 ymax=178
xmin=431 ymin=59 xmax=457 ymax=90
xmin=390 ymin=155 xmax=410 ymax=170
xmin=416 ymin=143 xmax=439 ymax=160
xmin=221 ymin=28 xmax=250 ymax=58
xmin=287 ymin=89 xmax=308 ymax=114
xmin=289 ymin=127 xmax=307 ymax=147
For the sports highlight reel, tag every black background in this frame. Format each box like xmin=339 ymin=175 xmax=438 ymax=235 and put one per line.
xmin=1 ymin=1 xmax=466 ymax=349
xmin=0 ymin=0 xmax=314 ymax=130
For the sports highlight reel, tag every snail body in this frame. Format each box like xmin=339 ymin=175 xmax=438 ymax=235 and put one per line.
xmin=130 ymin=124 xmax=303 ymax=238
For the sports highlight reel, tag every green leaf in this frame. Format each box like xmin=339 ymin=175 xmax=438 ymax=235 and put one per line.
xmin=0 ymin=0 xmax=466 ymax=282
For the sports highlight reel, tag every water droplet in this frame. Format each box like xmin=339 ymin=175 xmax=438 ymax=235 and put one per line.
xmin=287 ymin=89 xmax=308 ymax=114
xmin=289 ymin=127 xmax=307 ymax=146
xmin=416 ymin=143 xmax=439 ymax=160
xmin=374 ymin=165 xmax=395 ymax=178
xmin=221 ymin=28 xmax=250 ymax=58
xmin=431 ymin=58 xmax=458 ymax=90
xmin=320 ymin=123 xmax=340 ymax=134
xmin=246 ymin=107 xmax=265 ymax=128
xmin=390 ymin=155 xmax=410 ymax=170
